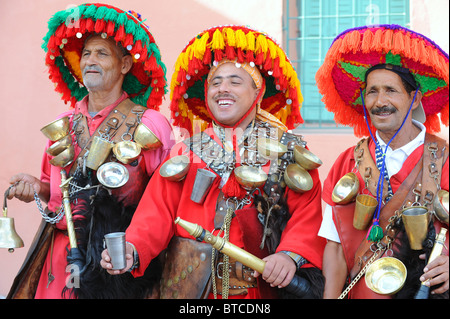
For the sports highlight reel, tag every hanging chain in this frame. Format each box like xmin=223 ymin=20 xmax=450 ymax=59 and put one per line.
xmin=34 ymin=191 xmax=64 ymax=224
xmin=338 ymin=245 xmax=385 ymax=299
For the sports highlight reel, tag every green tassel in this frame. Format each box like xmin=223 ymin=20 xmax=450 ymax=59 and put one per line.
xmin=366 ymin=220 xmax=383 ymax=243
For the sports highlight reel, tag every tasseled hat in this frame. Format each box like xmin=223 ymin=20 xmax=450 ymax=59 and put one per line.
xmin=169 ymin=25 xmax=304 ymax=135
xmin=42 ymin=3 xmax=167 ymax=109
xmin=315 ymin=24 xmax=449 ymax=137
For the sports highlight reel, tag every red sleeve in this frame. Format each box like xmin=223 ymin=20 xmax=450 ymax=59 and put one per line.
xmin=276 ymin=168 xmax=326 ymax=269
xmin=125 ymin=161 xmax=181 ymax=277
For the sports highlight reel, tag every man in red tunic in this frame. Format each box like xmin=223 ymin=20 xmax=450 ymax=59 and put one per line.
xmin=315 ymin=25 xmax=449 ymax=299
xmin=6 ymin=4 xmax=173 ymax=299
xmin=101 ymin=25 xmax=326 ymax=299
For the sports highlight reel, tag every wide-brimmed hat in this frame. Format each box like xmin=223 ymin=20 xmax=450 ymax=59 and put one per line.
xmin=170 ymin=25 xmax=304 ymax=134
xmin=42 ymin=3 xmax=167 ymax=109
xmin=316 ymin=24 xmax=449 ymax=137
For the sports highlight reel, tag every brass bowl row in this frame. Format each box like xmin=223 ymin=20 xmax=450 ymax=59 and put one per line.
xmin=365 ymin=257 xmax=407 ymax=295
xmin=234 ymin=166 xmax=268 ymax=191
xmin=293 ymin=145 xmax=323 ymax=170
xmin=159 ymin=155 xmax=190 ymax=182
xmin=46 ymin=134 xmax=72 ymax=156
xmin=332 ymin=172 xmax=360 ymax=205
xmin=49 ymin=145 xmax=75 ymax=167
xmin=40 ymin=116 xmax=70 ymax=141
xmin=96 ymin=162 xmax=129 ymax=188
xmin=257 ymin=138 xmax=288 ymax=159
xmin=284 ymin=163 xmax=313 ymax=193
xmin=41 ymin=116 xmax=74 ymax=167
xmin=134 ymin=123 xmax=163 ymax=150
xmin=433 ymin=190 xmax=449 ymax=225
xmin=112 ymin=123 xmax=162 ymax=164
xmin=113 ymin=141 xmax=142 ymax=165
xmin=256 ymin=138 xmax=323 ymax=171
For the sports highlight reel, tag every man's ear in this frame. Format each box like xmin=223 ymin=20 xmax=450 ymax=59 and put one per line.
xmin=411 ymin=89 xmax=423 ymax=111
xmin=121 ymin=55 xmax=133 ymax=75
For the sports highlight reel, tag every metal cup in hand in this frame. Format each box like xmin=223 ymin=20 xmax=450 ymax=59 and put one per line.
xmin=104 ymin=232 xmax=127 ymax=270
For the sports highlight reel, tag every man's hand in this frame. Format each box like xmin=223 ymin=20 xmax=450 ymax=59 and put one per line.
xmin=419 ymin=254 xmax=449 ymax=294
xmin=100 ymin=243 xmax=135 ymax=275
xmin=253 ymin=252 xmax=296 ymax=288
xmin=8 ymin=173 xmax=45 ymax=203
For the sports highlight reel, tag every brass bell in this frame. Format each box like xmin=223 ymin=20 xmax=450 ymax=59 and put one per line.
xmin=1 ymin=187 xmax=24 ymax=252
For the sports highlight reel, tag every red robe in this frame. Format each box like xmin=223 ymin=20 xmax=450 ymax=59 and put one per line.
xmin=322 ymin=137 xmax=449 ymax=299
xmin=126 ymin=127 xmax=326 ymax=299
xmin=34 ymin=93 xmax=174 ymax=298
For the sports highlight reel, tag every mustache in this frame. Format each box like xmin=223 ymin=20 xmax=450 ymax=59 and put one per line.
xmin=82 ymin=65 xmax=103 ymax=76
xmin=371 ymin=106 xmax=397 ymax=115
xmin=215 ymin=94 xmax=236 ymax=100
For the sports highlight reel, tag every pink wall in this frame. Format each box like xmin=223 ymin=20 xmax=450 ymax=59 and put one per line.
xmin=0 ymin=0 xmax=447 ymax=297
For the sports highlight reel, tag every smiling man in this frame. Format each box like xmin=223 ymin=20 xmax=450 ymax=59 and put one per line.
xmin=101 ymin=25 xmax=326 ymax=300
xmin=7 ymin=4 xmax=173 ymax=299
xmin=316 ymin=25 xmax=449 ymax=299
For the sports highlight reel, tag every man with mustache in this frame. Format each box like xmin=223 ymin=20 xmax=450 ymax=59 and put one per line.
xmin=316 ymin=25 xmax=449 ymax=299
xmin=101 ymin=25 xmax=327 ymax=299
xmin=6 ymin=4 xmax=173 ymax=299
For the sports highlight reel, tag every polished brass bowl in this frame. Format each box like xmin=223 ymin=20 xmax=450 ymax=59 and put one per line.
xmin=159 ymin=155 xmax=190 ymax=182
xmin=433 ymin=190 xmax=449 ymax=225
xmin=283 ymin=163 xmax=313 ymax=193
xmin=97 ymin=162 xmax=129 ymax=188
xmin=134 ymin=123 xmax=163 ymax=150
xmin=257 ymin=138 xmax=288 ymax=159
xmin=46 ymin=134 xmax=72 ymax=156
xmin=234 ymin=165 xmax=268 ymax=190
xmin=331 ymin=172 xmax=360 ymax=205
xmin=113 ymin=141 xmax=142 ymax=165
xmin=293 ymin=145 xmax=323 ymax=170
xmin=49 ymin=144 xmax=74 ymax=167
xmin=365 ymin=257 xmax=407 ymax=295
xmin=40 ymin=116 xmax=70 ymax=141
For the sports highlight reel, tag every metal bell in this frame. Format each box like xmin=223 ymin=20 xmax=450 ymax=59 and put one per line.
xmin=1 ymin=186 xmax=24 ymax=252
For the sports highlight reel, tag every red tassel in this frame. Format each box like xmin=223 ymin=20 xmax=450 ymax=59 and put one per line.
xmin=222 ymin=171 xmax=247 ymax=199
xmin=225 ymin=45 xmax=236 ymax=60
xmin=203 ymin=47 xmax=212 ymax=65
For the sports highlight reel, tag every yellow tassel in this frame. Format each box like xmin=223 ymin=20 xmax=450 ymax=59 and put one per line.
xmin=256 ymin=34 xmax=268 ymax=54
xmin=235 ymin=29 xmax=247 ymax=50
xmin=246 ymin=31 xmax=256 ymax=51
xmin=212 ymin=29 xmax=225 ymax=50
xmin=194 ymin=32 xmax=209 ymax=60
xmin=267 ymin=40 xmax=278 ymax=59
xmin=224 ymin=28 xmax=236 ymax=46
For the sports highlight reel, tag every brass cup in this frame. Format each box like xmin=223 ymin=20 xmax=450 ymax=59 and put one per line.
xmin=293 ymin=145 xmax=323 ymax=170
xmin=159 ymin=155 xmax=190 ymax=182
xmin=46 ymin=134 xmax=72 ymax=156
xmin=234 ymin=166 xmax=268 ymax=191
xmin=49 ymin=144 xmax=75 ymax=167
xmin=365 ymin=257 xmax=407 ymax=295
xmin=85 ymin=136 xmax=114 ymax=170
xmin=96 ymin=162 xmax=129 ymax=188
xmin=257 ymin=138 xmax=288 ymax=159
xmin=353 ymin=194 xmax=378 ymax=230
xmin=332 ymin=172 xmax=360 ymax=205
xmin=113 ymin=141 xmax=142 ymax=165
xmin=134 ymin=123 xmax=163 ymax=150
xmin=433 ymin=190 xmax=449 ymax=225
xmin=283 ymin=163 xmax=313 ymax=193
xmin=401 ymin=206 xmax=430 ymax=250
xmin=40 ymin=116 xmax=70 ymax=141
